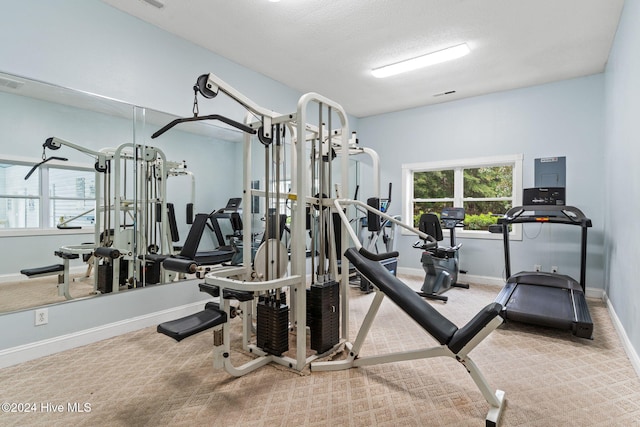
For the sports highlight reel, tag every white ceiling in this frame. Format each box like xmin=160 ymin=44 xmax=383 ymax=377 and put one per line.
xmin=101 ymin=0 xmax=624 ymax=118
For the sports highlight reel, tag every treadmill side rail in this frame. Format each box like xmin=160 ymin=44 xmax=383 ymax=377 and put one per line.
xmin=571 ymin=290 xmax=594 ymax=339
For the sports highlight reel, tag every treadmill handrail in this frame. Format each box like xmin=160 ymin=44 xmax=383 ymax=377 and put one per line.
xmin=498 ymin=205 xmax=592 ymax=228
xmin=498 ymin=204 xmax=591 ymax=291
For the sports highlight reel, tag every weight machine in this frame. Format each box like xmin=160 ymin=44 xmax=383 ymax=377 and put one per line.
xmin=155 ymin=72 xmax=354 ymax=374
xmin=154 ymin=72 xmax=505 ymax=425
xmin=21 ymin=137 xmax=188 ymax=296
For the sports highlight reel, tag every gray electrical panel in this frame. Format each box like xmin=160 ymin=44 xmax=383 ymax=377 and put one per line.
xmin=534 ymin=156 xmax=566 ymax=188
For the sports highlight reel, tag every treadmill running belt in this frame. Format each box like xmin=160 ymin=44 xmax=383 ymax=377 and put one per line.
xmin=505 ymin=284 xmax=574 ymax=330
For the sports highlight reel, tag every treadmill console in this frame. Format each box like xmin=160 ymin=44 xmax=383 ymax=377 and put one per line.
xmin=523 ymin=187 xmax=565 ymax=206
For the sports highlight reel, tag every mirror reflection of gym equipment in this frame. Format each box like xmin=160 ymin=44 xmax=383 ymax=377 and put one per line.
xmin=19 ymin=137 xmax=192 ymax=296
xmin=0 ymin=72 xmax=244 ymax=314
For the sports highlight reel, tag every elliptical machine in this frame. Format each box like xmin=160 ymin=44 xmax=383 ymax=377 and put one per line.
xmin=413 ymin=207 xmax=468 ymax=302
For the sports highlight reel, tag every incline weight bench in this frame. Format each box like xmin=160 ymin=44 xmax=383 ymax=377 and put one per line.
xmin=312 ymin=247 xmax=505 ymax=426
xmin=145 ymin=211 xmax=238 ymax=280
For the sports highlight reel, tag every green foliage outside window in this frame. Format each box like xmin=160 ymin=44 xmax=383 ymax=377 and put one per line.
xmin=413 ymin=170 xmax=454 ymax=199
xmin=413 ymin=165 xmax=513 ymax=231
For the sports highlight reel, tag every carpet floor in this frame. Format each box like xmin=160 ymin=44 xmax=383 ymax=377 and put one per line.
xmin=1 ymin=276 xmax=639 ymax=426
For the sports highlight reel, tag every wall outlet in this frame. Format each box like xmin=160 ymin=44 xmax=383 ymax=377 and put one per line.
xmin=35 ymin=308 xmax=48 ymax=326
xmin=534 ymin=264 xmax=542 ymax=272
xmin=551 ymin=266 xmax=559 ymax=273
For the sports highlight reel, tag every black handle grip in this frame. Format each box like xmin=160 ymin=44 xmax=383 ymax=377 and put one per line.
xmin=151 ymin=114 xmax=257 ymax=139
xmin=24 ymin=156 xmax=68 ymax=180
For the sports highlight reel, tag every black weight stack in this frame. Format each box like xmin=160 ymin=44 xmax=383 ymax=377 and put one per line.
xmin=307 ymin=280 xmax=340 ymax=353
xmin=256 ymin=291 xmax=289 ymax=356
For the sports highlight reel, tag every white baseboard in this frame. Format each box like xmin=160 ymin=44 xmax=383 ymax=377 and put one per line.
xmin=604 ymin=293 xmax=640 ymax=378
xmin=0 ymin=301 xmax=206 ymax=369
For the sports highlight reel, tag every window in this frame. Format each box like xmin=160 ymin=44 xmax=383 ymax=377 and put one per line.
xmin=402 ymin=154 xmax=523 ymax=238
xmin=0 ymin=160 xmax=95 ymax=231
xmin=0 ymin=163 xmax=40 ymax=228
xmin=48 ymin=168 xmax=96 ymax=227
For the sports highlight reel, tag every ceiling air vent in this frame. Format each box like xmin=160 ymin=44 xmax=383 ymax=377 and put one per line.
xmin=0 ymin=77 xmax=24 ymax=90
xmin=433 ymin=90 xmax=456 ymax=97
xmin=142 ymin=0 xmax=164 ymax=8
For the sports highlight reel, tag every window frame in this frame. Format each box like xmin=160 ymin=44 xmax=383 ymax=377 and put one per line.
xmin=402 ymin=154 xmax=523 ymax=240
xmin=0 ymin=155 xmax=96 ymax=236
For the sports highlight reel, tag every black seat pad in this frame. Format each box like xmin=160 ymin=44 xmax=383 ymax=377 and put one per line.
xmin=21 ymin=264 xmax=64 ymax=277
xmin=157 ymin=307 xmax=227 ymax=341
xmin=193 ymin=249 xmax=234 ymax=265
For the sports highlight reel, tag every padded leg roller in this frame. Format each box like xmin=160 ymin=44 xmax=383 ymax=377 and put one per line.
xmin=163 ymin=257 xmax=197 ymax=274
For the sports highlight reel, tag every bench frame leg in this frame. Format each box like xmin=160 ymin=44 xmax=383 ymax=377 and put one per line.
xmin=57 ymin=258 xmax=72 ymax=300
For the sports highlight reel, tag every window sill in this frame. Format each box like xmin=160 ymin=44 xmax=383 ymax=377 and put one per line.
xmin=0 ymin=228 xmax=95 ymax=238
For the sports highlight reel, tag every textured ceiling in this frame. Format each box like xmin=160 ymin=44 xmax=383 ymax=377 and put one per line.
xmin=100 ymin=0 xmax=624 ymax=118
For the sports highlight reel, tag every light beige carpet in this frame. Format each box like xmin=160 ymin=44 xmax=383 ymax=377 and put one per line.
xmin=1 ymin=276 xmax=639 ymax=426
xmin=0 ymin=273 xmax=95 ymax=313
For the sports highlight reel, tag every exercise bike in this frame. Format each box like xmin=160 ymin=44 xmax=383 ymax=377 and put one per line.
xmin=413 ymin=207 xmax=468 ymax=302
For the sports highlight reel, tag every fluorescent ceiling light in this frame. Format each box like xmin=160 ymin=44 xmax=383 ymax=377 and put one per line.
xmin=372 ymin=43 xmax=470 ymax=78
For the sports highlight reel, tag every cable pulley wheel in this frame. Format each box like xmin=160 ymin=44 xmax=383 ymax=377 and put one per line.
xmin=254 ymin=238 xmax=288 ymax=281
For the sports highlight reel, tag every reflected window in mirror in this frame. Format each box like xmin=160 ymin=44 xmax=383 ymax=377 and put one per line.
xmin=0 ymin=160 xmax=95 ymax=230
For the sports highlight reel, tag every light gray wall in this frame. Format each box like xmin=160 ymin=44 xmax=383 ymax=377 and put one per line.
xmin=0 ymin=0 xmax=309 ymax=351
xmin=0 ymin=1 xmax=302 ymax=122
xmin=0 ymin=87 xmax=243 ymax=275
xmin=359 ymin=75 xmax=606 ymax=289
xmin=603 ymin=0 xmax=640 ymax=358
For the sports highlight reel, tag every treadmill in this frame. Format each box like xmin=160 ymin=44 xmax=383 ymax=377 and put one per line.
xmin=493 ymin=204 xmax=593 ymax=338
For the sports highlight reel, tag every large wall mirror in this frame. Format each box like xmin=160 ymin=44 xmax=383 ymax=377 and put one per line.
xmin=0 ymin=71 xmax=244 ymax=315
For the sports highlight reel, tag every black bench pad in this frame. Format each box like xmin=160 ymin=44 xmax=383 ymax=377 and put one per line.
xmin=447 ymin=302 xmax=501 ymax=354
xmin=194 ymin=249 xmax=234 ymax=265
xmin=21 ymin=264 xmax=64 ymax=277
xmin=345 ymin=247 xmax=501 ymax=353
xmin=157 ymin=307 xmax=227 ymax=342
xmin=54 ymin=251 xmax=80 ymax=260
xmin=346 ymin=247 xmax=458 ymax=346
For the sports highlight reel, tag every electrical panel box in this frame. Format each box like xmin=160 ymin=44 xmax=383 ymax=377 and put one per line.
xmin=534 ymin=156 xmax=566 ymax=188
